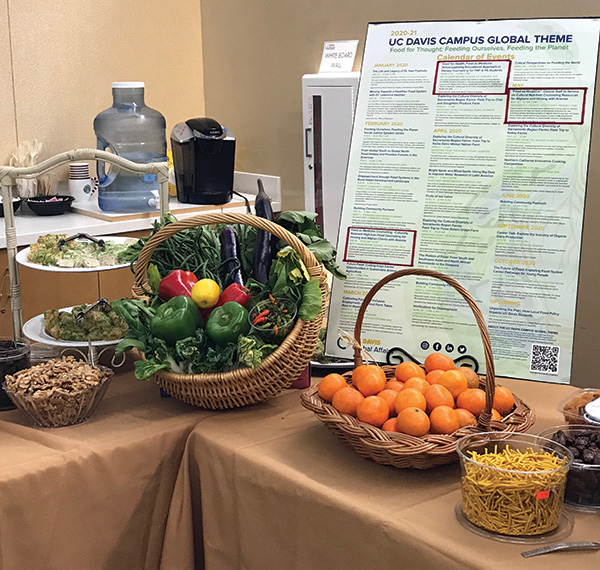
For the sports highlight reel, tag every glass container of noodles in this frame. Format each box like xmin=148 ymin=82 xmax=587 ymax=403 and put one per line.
xmin=456 ymin=432 xmax=573 ymax=537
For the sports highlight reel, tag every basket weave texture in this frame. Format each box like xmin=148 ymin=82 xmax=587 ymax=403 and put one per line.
xmin=131 ymin=212 xmax=329 ymax=410
xmin=301 ymin=268 xmax=536 ymax=470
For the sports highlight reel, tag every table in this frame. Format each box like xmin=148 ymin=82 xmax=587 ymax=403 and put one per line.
xmin=160 ymin=377 xmax=600 ymax=570
xmin=0 ymin=360 xmax=209 ymax=570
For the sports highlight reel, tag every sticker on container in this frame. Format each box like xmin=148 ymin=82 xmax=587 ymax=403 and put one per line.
xmin=536 ymin=490 xmax=550 ymax=500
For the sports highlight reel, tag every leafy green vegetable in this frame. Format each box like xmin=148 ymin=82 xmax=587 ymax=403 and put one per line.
xmin=237 ymin=335 xmax=278 ymax=369
xmin=298 ymin=279 xmax=322 ymax=321
xmin=276 ymin=211 xmax=346 ymax=280
xmin=174 ymin=328 xmax=236 ymax=374
xmin=147 ymin=264 xmax=162 ymax=294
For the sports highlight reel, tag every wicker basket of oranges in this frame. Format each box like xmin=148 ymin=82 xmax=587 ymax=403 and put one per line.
xmin=300 ymin=268 xmax=535 ymax=470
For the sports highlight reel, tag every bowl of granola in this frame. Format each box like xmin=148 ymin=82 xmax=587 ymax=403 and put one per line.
xmin=3 ymin=356 xmax=113 ymax=428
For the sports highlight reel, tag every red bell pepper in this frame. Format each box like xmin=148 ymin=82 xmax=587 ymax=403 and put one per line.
xmin=216 ymin=283 xmax=251 ymax=308
xmin=158 ymin=269 xmax=198 ymax=300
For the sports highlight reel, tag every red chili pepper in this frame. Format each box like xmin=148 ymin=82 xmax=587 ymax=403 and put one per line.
xmin=158 ymin=269 xmax=198 ymax=301
xmin=216 ymin=283 xmax=251 ymax=308
xmin=253 ymin=316 xmax=268 ymax=325
xmin=269 ymin=294 xmax=276 ymax=303
xmin=254 ymin=309 xmax=270 ymax=321
xmin=273 ymin=324 xmax=278 ymax=335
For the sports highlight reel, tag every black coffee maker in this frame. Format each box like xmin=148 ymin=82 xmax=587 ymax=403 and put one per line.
xmin=170 ymin=117 xmax=236 ymax=204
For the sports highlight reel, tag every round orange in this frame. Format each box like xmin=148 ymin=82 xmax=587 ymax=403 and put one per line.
xmin=377 ymin=389 xmax=399 ymax=415
xmin=425 ymin=369 xmax=444 ymax=385
xmin=382 ymin=417 xmax=400 ymax=432
xmin=317 ymin=373 xmax=347 ymax=402
xmin=424 ymin=352 xmax=455 ymax=373
xmin=455 ymin=408 xmax=477 ymax=427
xmin=424 ymin=384 xmax=455 ymax=414
xmin=429 ymin=405 xmax=461 ymax=434
xmin=456 ymin=366 xmax=480 ymax=389
xmin=352 ymin=365 xmax=387 ymax=396
xmin=493 ymin=386 xmax=515 ymax=416
xmin=385 ymin=380 xmax=405 ymax=393
xmin=437 ymin=369 xmax=468 ymax=399
xmin=456 ymin=388 xmax=487 ymax=417
xmin=396 ymin=407 xmax=430 ymax=436
xmin=331 ymin=386 xmax=364 ymax=416
xmin=357 ymin=395 xmax=390 ymax=427
xmin=394 ymin=388 xmax=427 ymax=414
xmin=394 ymin=361 xmax=426 ymax=383
xmin=491 ymin=408 xmax=502 ymax=421
xmin=402 ymin=376 xmax=430 ymax=394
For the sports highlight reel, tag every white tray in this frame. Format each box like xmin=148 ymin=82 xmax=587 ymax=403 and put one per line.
xmin=16 ymin=235 xmax=135 ymax=273
xmin=23 ymin=307 xmax=123 ymax=348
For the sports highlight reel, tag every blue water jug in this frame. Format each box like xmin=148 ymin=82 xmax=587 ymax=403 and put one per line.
xmin=94 ymin=82 xmax=167 ymax=212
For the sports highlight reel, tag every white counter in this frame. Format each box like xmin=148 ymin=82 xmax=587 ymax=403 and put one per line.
xmin=0 ymin=171 xmax=282 ymax=248
xmin=0 ymin=195 xmax=253 ymax=248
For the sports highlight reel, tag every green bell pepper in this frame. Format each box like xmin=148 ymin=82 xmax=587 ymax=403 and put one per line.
xmin=151 ymin=295 xmax=203 ymax=345
xmin=206 ymin=301 xmax=250 ymax=346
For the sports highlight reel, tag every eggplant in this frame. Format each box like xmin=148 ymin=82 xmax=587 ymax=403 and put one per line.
xmin=252 ymin=179 xmax=274 ymax=283
xmin=219 ymin=225 xmax=245 ymax=286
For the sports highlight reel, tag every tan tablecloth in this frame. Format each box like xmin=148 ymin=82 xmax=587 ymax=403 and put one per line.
xmin=161 ymin=378 xmax=600 ymax=570
xmin=0 ymin=361 xmax=208 ymax=570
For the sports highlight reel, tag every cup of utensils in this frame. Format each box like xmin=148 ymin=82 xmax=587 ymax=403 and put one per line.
xmin=68 ymin=163 xmax=98 ymax=203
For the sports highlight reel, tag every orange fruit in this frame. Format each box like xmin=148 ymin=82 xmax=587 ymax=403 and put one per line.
xmin=394 ymin=361 xmax=426 ymax=383
xmin=317 ymin=373 xmax=347 ymax=402
xmin=491 ymin=408 xmax=502 ymax=421
xmin=456 ymin=388 xmax=487 ymax=417
xmin=386 ymin=380 xmax=405 ymax=393
xmin=352 ymin=365 xmax=387 ymax=396
xmin=377 ymin=389 xmax=399 ymax=415
xmin=394 ymin=388 xmax=427 ymax=414
xmin=425 ymin=369 xmax=444 ymax=385
xmin=382 ymin=417 xmax=400 ymax=432
xmin=429 ymin=405 xmax=461 ymax=434
xmin=456 ymin=366 xmax=480 ymax=389
xmin=424 ymin=384 xmax=455 ymax=414
xmin=396 ymin=407 xmax=430 ymax=436
xmin=437 ymin=369 xmax=468 ymax=399
xmin=357 ymin=395 xmax=390 ymax=427
xmin=424 ymin=352 xmax=455 ymax=373
xmin=493 ymin=386 xmax=515 ymax=416
xmin=455 ymin=408 xmax=477 ymax=427
xmin=402 ymin=376 xmax=430 ymax=394
xmin=331 ymin=386 xmax=364 ymax=416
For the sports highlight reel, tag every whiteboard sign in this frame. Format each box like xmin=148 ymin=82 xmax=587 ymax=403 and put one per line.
xmin=319 ymin=40 xmax=359 ymax=72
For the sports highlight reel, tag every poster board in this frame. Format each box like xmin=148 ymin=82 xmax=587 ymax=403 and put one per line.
xmin=326 ymin=18 xmax=600 ymax=384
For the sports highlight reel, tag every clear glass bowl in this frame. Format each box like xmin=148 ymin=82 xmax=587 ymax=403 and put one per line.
xmin=557 ymin=388 xmax=600 ymax=425
xmin=456 ymin=432 xmax=573 ymax=537
xmin=538 ymin=424 xmax=600 ymax=511
xmin=248 ymin=297 xmax=298 ymax=343
xmin=0 ymin=337 xmax=31 ymax=411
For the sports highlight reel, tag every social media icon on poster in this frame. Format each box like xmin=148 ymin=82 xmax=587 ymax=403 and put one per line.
xmin=445 ymin=344 xmax=454 ymax=353
xmin=458 ymin=345 xmax=467 ymax=354
xmin=421 ymin=341 xmax=430 ymax=350
xmin=433 ymin=342 xmax=442 ymax=351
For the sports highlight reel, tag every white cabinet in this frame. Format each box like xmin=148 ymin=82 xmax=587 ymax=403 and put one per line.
xmin=302 ymin=72 xmax=359 ymax=246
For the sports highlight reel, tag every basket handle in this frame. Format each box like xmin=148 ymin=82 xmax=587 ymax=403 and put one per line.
xmin=131 ymin=212 xmax=327 ymax=297
xmin=353 ymin=267 xmax=495 ymax=430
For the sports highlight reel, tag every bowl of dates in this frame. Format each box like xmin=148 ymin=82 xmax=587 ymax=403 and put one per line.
xmin=539 ymin=424 xmax=600 ymax=510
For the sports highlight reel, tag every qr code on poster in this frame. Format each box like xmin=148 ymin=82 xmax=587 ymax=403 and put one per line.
xmin=529 ymin=344 xmax=559 ymax=375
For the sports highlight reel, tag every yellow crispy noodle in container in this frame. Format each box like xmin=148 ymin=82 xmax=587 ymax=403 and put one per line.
xmin=456 ymin=433 xmax=573 ymax=536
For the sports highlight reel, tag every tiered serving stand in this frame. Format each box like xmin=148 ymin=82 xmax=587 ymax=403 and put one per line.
xmin=0 ymin=149 xmax=169 ymax=363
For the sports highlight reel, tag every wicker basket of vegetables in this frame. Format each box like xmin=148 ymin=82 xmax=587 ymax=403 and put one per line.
xmin=113 ymin=208 xmax=337 ymax=410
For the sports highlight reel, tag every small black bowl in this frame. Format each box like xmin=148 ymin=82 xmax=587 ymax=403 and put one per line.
xmin=25 ymin=195 xmax=74 ymax=216
xmin=0 ymin=197 xmax=22 ymax=217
